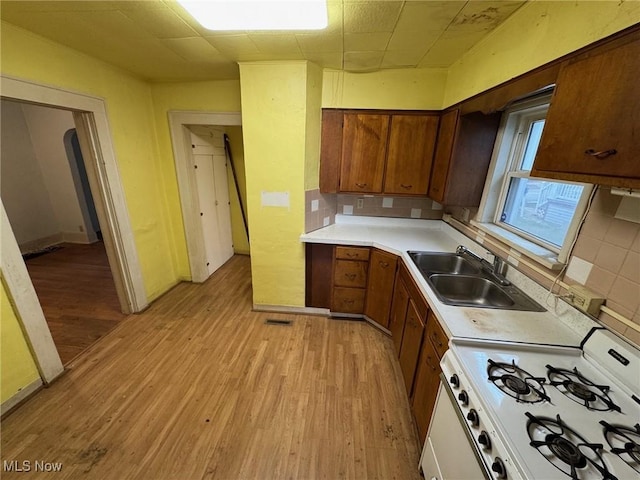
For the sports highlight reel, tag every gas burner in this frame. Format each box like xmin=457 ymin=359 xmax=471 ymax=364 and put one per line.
xmin=487 ymin=359 xmax=550 ymax=403
xmin=546 ymin=365 xmax=622 ymax=412
xmin=526 ymin=413 xmax=617 ymax=480
xmin=600 ymin=421 xmax=640 ymax=473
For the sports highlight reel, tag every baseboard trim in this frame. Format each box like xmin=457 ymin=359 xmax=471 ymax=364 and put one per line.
xmin=363 ymin=315 xmax=392 ymax=335
xmin=252 ymin=304 xmax=330 ymax=317
xmin=19 ymin=233 xmax=63 ymax=254
xmin=1 ymin=378 xmax=43 ymax=418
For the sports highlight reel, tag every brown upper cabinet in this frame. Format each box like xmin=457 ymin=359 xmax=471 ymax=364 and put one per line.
xmin=320 ymin=110 xmax=440 ymax=196
xmin=531 ymin=32 xmax=640 ymax=188
xmin=428 ymin=109 xmax=501 ymax=206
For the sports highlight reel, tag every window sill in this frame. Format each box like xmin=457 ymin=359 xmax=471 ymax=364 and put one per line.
xmin=470 ymin=221 xmax=565 ymax=271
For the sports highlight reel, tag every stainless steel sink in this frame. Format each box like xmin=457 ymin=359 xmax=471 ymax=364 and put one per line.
xmin=408 ymin=250 xmax=545 ymax=312
xmin=409 ymin=252 xmax=480 ymax=275
xmin=429 ymin=274 xmax=515 ymax=308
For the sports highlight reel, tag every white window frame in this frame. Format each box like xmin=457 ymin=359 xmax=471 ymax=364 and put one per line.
xmin=474 ymin=93 xmax=593 ymax=269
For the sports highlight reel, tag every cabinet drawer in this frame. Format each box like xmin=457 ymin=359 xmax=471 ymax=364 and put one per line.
xmin=334 ymin=259 xmax=368 ymax=287
xmin=335 ymin=246 xmax=370 ymax=261
xmin=426 ymin=312 xmax=448 ymax=360
xmin=332 ymin=287 xmax=365 ymax=314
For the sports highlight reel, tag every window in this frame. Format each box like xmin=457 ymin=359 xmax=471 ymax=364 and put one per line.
xmin=475 ymin=94 xmax=593 ymax=267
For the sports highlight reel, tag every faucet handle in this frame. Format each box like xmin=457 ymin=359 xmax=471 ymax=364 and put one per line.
xmin=456 ymin=245 xmax=466 ymax=255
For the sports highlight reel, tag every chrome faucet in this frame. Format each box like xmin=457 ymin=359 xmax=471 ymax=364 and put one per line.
xmin=456 ymin=245 xmax=511 ymax=286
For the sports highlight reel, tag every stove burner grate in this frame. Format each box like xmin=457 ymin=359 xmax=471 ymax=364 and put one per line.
xmin=526 ymin=413 xmax=617 ymax=480
xmin=546 ymin=365 xmax=622 ymax=412
xmin=600 ymin=421 xmax=640 ymax=473
xmin=487 ymin=359 xmax=549 ymax=403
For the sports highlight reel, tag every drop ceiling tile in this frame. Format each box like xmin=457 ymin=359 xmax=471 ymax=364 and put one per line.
xmin=248 ymin=34 xmax=302 ymax=55
xmin=394 ymin=1 xmax=464 ymax=32
xmin=75 ymin=10 xmax=155 ymax=40
xmin=296 ymin=33 xmax=343 ymax=54
xmin=381 ymin=50 xmax=426 ymax=69
xmin=238 ymin=52 xmax=305 ymax=62
xmin=304 ymin=51 xmax=343 ymax=70
xmin=450 ymin=1 xmax=524 ymax=34
xmin=121 ymin=5 xmax=198 ymax=39
xmin=418 ymin=31 xmax=482 ymax=67
xmin=343 ymin=51 xmax=384 ymax=72
xmin=387 ymin=29 xmax=441 ymax=52
xmin=0 ymin=1 xmax=120 ymax=13
xmin=343 ymin=1 xmax=403 ymax=33
xmin=344 ymin=32 xmax=391 ymax=52
xmin=162 ymin=37 xmax=227 ymax=63
xmin=205 ymin=35 xmax=260 ymax=56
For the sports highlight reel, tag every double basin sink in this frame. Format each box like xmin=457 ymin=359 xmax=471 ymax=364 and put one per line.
xmin=409 ymin=251 xmax=545 ymax=312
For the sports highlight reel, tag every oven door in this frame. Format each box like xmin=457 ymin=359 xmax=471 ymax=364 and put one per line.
xmin=420 ymin=378 xmax=490 ymax=480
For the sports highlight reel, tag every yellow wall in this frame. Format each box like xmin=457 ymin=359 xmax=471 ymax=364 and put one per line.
xmin=224 ymin=126 xmax=250 ymax=255
xmin=149 ymin=80 xmax=245 ymax=268
xmin=240 ymin=61 xmax=319 ymax=307
xmin=322 ymin=68 xmax=447 ymax=110
xmin=444 ymin=1 xmax=640 ymax=107
xmin=304 ymin=62 xmax=323 ymax=192
xmin=1 ymin=22 xmax=182 ymax=301
xmin=1 ymin=281 xmax=40 ymax=404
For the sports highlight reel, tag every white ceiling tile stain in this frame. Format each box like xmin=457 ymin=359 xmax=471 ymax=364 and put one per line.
xmin=0 ymin=0 xmax=527 ymax=81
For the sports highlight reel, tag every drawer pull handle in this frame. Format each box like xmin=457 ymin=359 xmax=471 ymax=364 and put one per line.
xmin=432 ymin=333 xmax=442 ymax=346
xmin=346 ymin=252 xmax=358 ymax=258
xmin=355 ymin=183 xmax=368 ymax=188
xmin=379 ymin=261 xmax=389 ymax=268
xmin=345 ymin=273 xmax=357 ymax=280
xmin=585 ymin=148 xmax=617 ymax=159
xmin=400 ymin=184 xmax=413 ymax=190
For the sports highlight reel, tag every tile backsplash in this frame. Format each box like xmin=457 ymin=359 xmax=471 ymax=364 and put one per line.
xmin=304 ymin=190 xmax=445 ymax=233
xmin=337 ymin=194 xmax=444 ymax=221
xmin=305 ymin=189 xmax=337 ymax=233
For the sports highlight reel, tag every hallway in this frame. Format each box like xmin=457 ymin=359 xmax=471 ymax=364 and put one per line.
xmin=1 ymin=255 xmax=421 ymax=479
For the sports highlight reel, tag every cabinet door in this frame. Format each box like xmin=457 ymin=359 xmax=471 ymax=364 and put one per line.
xmin=340 ymin=113 xmax=390 ymax=193
xmin=319 ymin=110 xmax=343 ymax=193
xmin=533 ymin=36 xmax=640 ymax=184
xmin=398 ymin=299 xmax=425 ymax=395
xmin=384 ymin=114 xmax=439 ymax=195
xmin=428 ymin=109 xmax=458 ymax=203
xmin=411 ymin=337 xmax=441 ymax=444
xmin=364 ymin=250 xmax=398 ymax=328
xmin=388 ymin=278 xmax=410 ymax=355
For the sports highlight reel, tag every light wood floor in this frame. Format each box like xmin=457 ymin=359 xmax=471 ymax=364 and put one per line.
xmin=1 ymin=255 xmax=421 ymax=480
xmin=25 ymin=242 xmax=126 ymax=365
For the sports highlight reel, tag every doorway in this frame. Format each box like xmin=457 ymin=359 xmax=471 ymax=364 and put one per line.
xmin=1 ymin=100 xmax=125 ymax=365
xmin=168 ymin=111 xmax=247 ymax=283
xmin=0 ymin=75 xmax=148 ymax=384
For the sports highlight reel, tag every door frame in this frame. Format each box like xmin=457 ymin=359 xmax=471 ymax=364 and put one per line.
xmin=168 ymin=111 xmax=241 ymax=283
xmin=1 ymin=75 xmax=148 ymax=382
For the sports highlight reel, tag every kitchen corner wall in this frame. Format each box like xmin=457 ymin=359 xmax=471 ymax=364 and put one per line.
xmin=240 ymin=61 xmax=322 ymax=308
xmin=448 ymin=186 xmax=640 ymax=346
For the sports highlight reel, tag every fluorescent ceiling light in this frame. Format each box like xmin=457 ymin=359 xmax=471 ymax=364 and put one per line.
xmin=177 ymin=0 xmax=328 ymax=31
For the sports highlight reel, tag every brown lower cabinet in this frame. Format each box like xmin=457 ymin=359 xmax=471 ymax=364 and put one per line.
xmin=411 ymin=311 xmax=449 ymax=444
xmin=398 ymin=298 xmax=425 ymax=395
xmin=411 ymin=334 xmax=441 ymax=444
xmin=364 ymin=249 xmax=398 ymax=328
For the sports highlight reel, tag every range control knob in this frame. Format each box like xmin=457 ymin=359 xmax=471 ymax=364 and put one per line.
xmin=458 ymin=390 xmax=469 ymax=406
xmin=478 ymin=431 xmax=492 ymax=450
xmin=466 ymin=409 xmax=479 ymax=427
xmin=491 ymin=457 xmax=507 ymax=479
xmin=449 ymin=374 xmax=460 ymax=388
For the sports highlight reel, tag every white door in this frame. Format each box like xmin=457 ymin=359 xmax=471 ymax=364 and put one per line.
xmin=189 ymin=126 xmax=234 ymax=277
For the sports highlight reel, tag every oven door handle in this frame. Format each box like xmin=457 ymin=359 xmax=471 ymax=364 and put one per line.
xmin=439 ymin=373 xmax=492 ymax=480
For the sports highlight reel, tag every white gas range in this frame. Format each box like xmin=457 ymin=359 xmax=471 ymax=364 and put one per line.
xmin=421 ymin=328 xmax=640 ymax=480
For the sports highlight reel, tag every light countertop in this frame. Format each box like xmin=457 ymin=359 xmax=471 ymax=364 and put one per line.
xmin=301 ymin=215 xmax=598 ymax=348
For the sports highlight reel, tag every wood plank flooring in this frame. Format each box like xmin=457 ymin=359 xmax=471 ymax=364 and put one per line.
xmin=25 ymin=242 xmax=125 ymax=364
xmin=1 ymin=255 xmax=421 ymax=479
